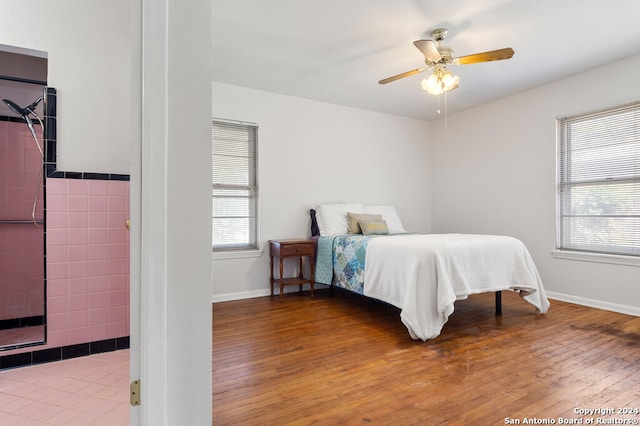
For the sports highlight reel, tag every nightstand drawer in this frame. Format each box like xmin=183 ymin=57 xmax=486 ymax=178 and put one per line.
xmin=279 ymin=243 xmax=315 ymax=257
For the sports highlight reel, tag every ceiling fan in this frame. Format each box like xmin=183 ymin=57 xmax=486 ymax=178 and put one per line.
xmin=379 ymin=28 xmax=515 ymax=95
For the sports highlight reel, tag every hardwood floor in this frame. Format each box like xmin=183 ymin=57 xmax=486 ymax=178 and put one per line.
xmin=213 ymin=288 xmax=640 ymax=425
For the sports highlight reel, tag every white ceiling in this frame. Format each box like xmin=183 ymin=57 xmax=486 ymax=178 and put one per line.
xmin=212 ymin=0 xmax=640 ymax=121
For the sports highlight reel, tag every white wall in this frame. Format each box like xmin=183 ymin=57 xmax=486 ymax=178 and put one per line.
xmin=431 ymin=53 xmax=640 ymax=314
xmin=212 ymin=82 xmax=432 ymax=298
xmin=0 ymin=1 xmax=132 ymax=174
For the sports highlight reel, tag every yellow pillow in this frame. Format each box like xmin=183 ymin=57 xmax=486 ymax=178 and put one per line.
xmin=347 ymin=212 xmax=382 ymax=233
xmin=359 ymin=220 xmax=389 ymax=235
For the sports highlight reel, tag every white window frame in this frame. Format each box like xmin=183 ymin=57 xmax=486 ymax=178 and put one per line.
xmin=212 ymin=118 xmax=260 ymax=256
xmin=556 ymin=101 xmax=640 ymax=262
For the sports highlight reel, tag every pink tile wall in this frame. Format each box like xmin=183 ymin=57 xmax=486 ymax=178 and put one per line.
xmin=45 ymin=178 xmax=130 ymax=347
xmin=0 ymin=120 xmax=45 ymax=322
xmin=0 ymin=121 xmax=44 ymax=221
xmin=2 ymin=177 xmax=130 ymax=356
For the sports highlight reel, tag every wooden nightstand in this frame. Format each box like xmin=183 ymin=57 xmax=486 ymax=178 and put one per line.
xmin=268 ymin=239 xmax=317 ymax=303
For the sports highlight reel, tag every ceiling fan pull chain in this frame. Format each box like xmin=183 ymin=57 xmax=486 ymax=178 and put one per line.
xmin=445 ymin=91 xmax=449 ymax=151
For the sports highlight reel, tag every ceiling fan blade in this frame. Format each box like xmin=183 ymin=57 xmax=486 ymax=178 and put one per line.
xmin=413 ymin=40 xmax=441 ymax=62
xmin=456 ymin=47 xmax=515 ymax=65
xmin=378 ymin=68 xmax=426 ymax=85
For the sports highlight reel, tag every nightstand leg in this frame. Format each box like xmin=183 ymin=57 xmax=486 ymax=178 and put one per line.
xmin=269 ymin=255 xmax=274 ymax=297
xmin=298 ymin=257 xmax=303 ymax=294
xmin=279 ymin=258 xmax=285 ymax=303
xmin=310 ymin=257 xmax=315 ymax=299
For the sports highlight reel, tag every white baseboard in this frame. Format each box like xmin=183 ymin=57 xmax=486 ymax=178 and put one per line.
xmin=212 ymin=284 xmax=329 ymax=303
xmin=212 ymin=289 xmax=271 ymax=303
xmin=546 ymin=291 xmax=640 ymax=317
xmin=212 ymin=288 xmax=640 ymax=317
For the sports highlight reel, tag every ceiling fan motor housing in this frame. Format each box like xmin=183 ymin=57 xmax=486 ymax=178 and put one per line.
xmin=429 ymin=45 xmax=454 ymax=66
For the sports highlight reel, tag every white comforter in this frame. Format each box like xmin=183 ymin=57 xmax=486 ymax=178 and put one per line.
xmin=363 ymin=234 xmax=550 ymax=341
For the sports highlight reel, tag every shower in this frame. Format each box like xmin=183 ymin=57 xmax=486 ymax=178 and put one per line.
xmin=0 ymin=49 xmax=50 ymax=351
xmin=3 ymin=97 xmax=45 ymax=226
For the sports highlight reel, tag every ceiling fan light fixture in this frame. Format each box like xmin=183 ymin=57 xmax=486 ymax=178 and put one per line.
xmin=421 ymin=68 xmax=459 ymax=96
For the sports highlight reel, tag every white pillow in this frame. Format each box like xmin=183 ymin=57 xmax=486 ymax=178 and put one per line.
xmin=315 ymin=203 xmax=365 ymax=235
xmin=364 ymin=205 xmax=406 ymax=234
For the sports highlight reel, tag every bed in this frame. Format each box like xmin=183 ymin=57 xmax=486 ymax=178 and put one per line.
xmin=311 ymin=203 xmax=550 ymax=341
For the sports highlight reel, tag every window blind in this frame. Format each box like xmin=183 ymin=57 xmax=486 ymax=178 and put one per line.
xmin=557 ymin=101 xmax=640 ymax=256
xmin=212 ymin=119 xmax=258 ymax=250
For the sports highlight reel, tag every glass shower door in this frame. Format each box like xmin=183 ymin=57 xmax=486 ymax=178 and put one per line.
xmin=0 ymin=118 xmax=46 ymax=350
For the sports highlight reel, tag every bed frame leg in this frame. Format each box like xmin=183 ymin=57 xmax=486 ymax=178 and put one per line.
xmin=495 ymin=291 xmax=502 ymax=316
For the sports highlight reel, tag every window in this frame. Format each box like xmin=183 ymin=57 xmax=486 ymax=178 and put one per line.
xmin=212 ymin=119 xmax=258 ymax=251
xmin=557 ymin=101 xmax=640 ymax=257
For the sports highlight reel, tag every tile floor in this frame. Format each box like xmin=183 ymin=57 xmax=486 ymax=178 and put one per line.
xmin=0 ymin=349 xmax=129 ymax=425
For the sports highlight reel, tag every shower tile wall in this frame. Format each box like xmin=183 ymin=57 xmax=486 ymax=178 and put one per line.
xmin=46 ymin=178 xmax=130 ymax=347
xmin=0 ymin=120 xmax=45 ymax=323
